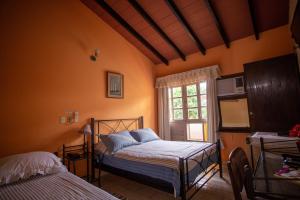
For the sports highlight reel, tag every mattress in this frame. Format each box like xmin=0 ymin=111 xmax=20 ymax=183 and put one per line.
xmin=250 ymin=132 xmax=298 ymax=145
xmin=95 ymin=140 xmax=218 ymax=196
xmin=250 ymin=132 xmax=299 ymax=155
xmin=0 ymin=172 xmax=119 ymax=200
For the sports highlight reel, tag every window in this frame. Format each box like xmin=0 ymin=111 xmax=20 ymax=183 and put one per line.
xmin=169 ymin=87 xmax=183 ymax=120
xmin=169 ymin=81 xmax=207 ymax=121
xmin=168 ymin=81 xmax=208 ymax=141
xmin=187 ymin=123 xmax=204 ymax=141
xmin=187 ymin=84 xmax=198 ymax=119
xmin=199 ymin=81 xmax=207 ymax=120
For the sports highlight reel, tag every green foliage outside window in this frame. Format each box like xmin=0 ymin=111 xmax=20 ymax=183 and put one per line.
xmin=188 ymin=108 xmax=199 ymax=119
xmin=200 ymin=82 xmax=206 ymax=94
xmin=187 ymin=96 xmax=198 ymax=108
xmin=169 ymin=82 xmax=207 ymax=121
xmin=174 ymin=109 xmax=183 ymax=120
xmin=201 ymin=107 xmax=207 ymax=119
xmin=172 ymin=87 xmax=182 ymax=97
xmin=187 ymin=84 xmax=197 ymax=96
xmin=173 ymin=98 xmax=182 ymax=108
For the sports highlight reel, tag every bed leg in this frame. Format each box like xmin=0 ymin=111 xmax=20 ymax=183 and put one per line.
xmin=179 ymin=158 xmax=186 ymax=200
xmin=98 ymin=167 xmax=102 ymax=187
xmin=91 ymin=118 xmax=95 ymax=182
xmin=217 ymin=139 xmax=223 ymax=178
xmin=91 ymin=163 xmax=95 ymax=182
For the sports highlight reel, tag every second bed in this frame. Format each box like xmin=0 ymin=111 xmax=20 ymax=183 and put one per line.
xmin=91 ymin=117 xmax=222 ymax=200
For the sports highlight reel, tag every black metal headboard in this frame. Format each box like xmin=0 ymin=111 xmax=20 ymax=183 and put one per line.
xmin=90 ymin=116 xmax=143 ymax=179
xmin=90 ymin=116 xmax=143 ymax=145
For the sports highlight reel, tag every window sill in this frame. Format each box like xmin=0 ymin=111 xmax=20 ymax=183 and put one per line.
xmin=218 ymin=127 xmax=251 ymax=133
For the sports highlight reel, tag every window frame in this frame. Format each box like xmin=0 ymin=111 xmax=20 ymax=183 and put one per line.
xmin=169 ymin=86 xmax=184 ymax=121
xmin=169 ymin=81 xmax=207 ymax=123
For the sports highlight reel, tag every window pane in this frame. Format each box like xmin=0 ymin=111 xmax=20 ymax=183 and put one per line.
xmin=169 ymin=98 xmax=172 ymax=109
xmin=187 ymin=123 xmax=204 ymax=141
xmin=172 ymin=87 xmax=182 ymax=97
xmin=188 ymin=108 xmax=199 ymax=119
xmin=169 ymin=101 xmax=173 ymax=121
xmin=201 ymin=95 xmax=207 ymax=106
xmin=187 ymin=96 xmax=198 ymax=108
xmin=174 ymin=109 xmax=183 ymax=120
xmin=186 ymin=84 xmax=197 ymax=96
xmin=173 ymin=98 xmax=182 ymax=108
xmin=200 ymin=82 xmax=207 ymax=94
xmin=201 ymin=107 xmax=207 ymax=119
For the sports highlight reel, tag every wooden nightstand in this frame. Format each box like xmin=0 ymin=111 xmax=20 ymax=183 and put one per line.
xmin=63 ymin=143 xmax=89 ymax=182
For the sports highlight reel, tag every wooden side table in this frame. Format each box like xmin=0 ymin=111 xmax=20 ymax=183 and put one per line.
xmin=63 ymin=143 xmax=89 ymax=182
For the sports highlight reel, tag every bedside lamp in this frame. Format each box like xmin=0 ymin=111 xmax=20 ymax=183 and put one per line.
xmin=83 ymin=124 xmax=92 ymax=145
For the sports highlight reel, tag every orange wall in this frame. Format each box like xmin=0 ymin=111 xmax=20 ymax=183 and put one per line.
xmin=0 ymin=0 xmax=295 ymax=163
xmin=155 ymin=25 xmax=294 ymax=76
xmin=0 ymin=0 xmax=156 ymax=157
xmin=155 ymin=25 xmax=294 ymax=161
xmin=220 ymin=132 xmax=251 ymax=162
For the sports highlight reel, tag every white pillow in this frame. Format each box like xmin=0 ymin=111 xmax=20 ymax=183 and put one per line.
xmin=0 ymin=151 xmax=67 ymax=185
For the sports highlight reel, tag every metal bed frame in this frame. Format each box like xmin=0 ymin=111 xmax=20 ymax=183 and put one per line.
xmin=90 ymin=117 xmax=222 ymax=200
xmin=247 ymin=137 xmax=300 ymax=199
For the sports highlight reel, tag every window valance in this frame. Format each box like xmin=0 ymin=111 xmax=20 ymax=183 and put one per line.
xmin=155 ymin=65 xmax=220 ymax=88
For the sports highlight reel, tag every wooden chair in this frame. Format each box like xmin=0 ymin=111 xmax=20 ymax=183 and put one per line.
xmin=227 ymin=147 xmax=285 ymax=200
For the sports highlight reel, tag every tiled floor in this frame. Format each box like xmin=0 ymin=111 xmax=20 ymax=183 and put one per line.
xmin=94 ymin=166 xmax=245 ymax=200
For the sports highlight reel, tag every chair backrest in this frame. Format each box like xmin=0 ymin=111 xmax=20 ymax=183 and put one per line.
xmin=227 ymin=147 xmax=254 ymax=200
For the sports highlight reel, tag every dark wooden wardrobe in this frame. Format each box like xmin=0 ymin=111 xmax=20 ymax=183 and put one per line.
xmin=244 ymin=54 xmax=300 ymax=134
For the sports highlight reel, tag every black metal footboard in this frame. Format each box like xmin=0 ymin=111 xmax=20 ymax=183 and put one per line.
xmin=179 ymin=139 xmax=222 ymax=200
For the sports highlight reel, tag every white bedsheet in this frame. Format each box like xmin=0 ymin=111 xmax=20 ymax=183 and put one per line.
xmin=96 ymin=140 xmax=216 ymax=170
xmin=0 ymin=172 xmax=119 ymax=200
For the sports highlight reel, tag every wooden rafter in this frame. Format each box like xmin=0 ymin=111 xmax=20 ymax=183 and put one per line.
xmin=96 ymin=0 xmax=169 ymax=65
xmin=247 ymin=0 xmax=259 ymax=40
xmin=205 ymin=0 xmax=230 ymax=48
xmin=165 ymin=0 xmax=206 ymax=55
xmin=129 ymin=0 xmax=186 ymax=61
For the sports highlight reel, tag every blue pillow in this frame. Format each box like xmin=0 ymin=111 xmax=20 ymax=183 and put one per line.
xmin=114 ymin=130 xmax=133 ymax=138
xmin=130 ymin=128 xmax=160 ymax=143
xmin=100 ymin=131 xmax=139 ymax=153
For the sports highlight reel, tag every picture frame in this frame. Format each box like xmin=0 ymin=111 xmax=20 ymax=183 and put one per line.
xmin=106 ymin=71 xmax=124 ymax=98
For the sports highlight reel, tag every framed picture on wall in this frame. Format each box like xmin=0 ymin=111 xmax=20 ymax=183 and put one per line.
xmin=107 ymin=71 xmax=124 ymax=98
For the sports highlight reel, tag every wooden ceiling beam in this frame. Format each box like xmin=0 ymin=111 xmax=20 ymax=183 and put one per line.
xmin=165 ymin=0 xmax=206 ymax=55
xmin=129 ymin=0 xmax=186 ymax=61
xmin=96 ymin=0 xmax=169 ymax=65
xmin=205 ymin=0 xmax=230 ymax=48
xmin=247 ymin=0 xmax=259 ymax=40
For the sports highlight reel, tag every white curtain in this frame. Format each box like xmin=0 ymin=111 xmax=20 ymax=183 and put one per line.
xmin=156 ymin=65 xmax=220 ymax=142
xmin=207 ymin=77 xmax=219 ymax=143
xmin=156 ymin=65 xmax=220 ymax=88
xmin=158 ymin=88 xmax=171 ymax=140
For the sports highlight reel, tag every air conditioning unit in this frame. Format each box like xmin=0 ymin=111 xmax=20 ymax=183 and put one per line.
xmin=217 ymin=76 xmax=245 ymax=96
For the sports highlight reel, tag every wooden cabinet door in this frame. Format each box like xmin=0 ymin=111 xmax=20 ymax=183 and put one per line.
xmin=244 ymin=54 xmax=300 ymax=133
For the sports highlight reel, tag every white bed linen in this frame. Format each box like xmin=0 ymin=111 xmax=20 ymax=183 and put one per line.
xmin=0 ymin=172 xmax=119 ymax=200
xmin=95 ymin=140 xmax=216 ymax=170
xmin=0 ymin=152 xmax=67 ymax=185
